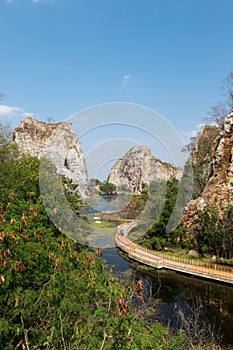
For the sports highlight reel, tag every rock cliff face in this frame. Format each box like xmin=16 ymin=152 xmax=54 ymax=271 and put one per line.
xmin=190 ymin=125 xmax=220 ymax=165
xmin=13 ymin=118 xmax=88 ymax=197
xmin=190 ymin=124 xmax=220 ymax=198
xmin=183 ymin=110 xmax=233 ymax=229
xmin=107 ymin=145 xmax=183 ymax=193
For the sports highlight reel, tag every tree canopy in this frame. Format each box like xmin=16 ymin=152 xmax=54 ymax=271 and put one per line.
xmin=0 ymin=125 xmax=185 ymax=349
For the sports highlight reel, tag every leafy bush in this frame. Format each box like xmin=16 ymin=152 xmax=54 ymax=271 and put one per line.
xmin=139 ymin=179 xmax=179 ymax=249
xmin=100 ymin=181 xmax=117 ymax=195
xmin=191 ymin=205 xmax=233 ymax=259
xmin=0 ymin=138 xmax=185 ymax=349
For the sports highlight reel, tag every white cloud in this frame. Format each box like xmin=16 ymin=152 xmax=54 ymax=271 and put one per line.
xmin=0 ymin=105 xmax=20 ymax=116
xmin=122 ymin=74 xmax=131 ymax=85
xmin=0 ymin=104 xmax=34 ymax=128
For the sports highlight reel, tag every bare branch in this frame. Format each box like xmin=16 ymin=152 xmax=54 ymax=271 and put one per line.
xmin=174 ymin=294 xmax=219 ymax=347
xmin=207 ymin=71 xmax=233 ymax=126
xmin=100 ymin=333 xmax=107 ymax=350
xmin=59 ymin=314 xmax=67 ymax=350
xmin=21 ymin=315 xmax=30 ymax=350
xmin=222 ymin=71 xmax=233 ymax=109
xmin=206 ymin=102 xmax=229 ymax=126
xmin=0 ymin=121 xmax=12 ymax=146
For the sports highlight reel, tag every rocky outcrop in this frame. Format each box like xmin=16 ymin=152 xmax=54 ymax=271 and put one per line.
xmin=183 ymin=110 xmax=233 ymax=229
xmin=13 ymin=118 xmax=88 ymax=197
xmin=190 ymin=125 xmax=220 ymax=166
xmin=107 ymin=145 xmax=183 ymax=193
xmin=190 ymin=124 xmax=220 ymax=198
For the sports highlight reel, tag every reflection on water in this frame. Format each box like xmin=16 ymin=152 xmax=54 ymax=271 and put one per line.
xmin=83 ymin=194 xmax=133 ymax=217
xmin=85 ymin=195 xmax=233 ymax=346
xmin=102 ymin=247 xmax=233 ymax=346
xmin=80 ymin=195 xmax=124 ymax=248
xmin=141 ymin=268 xmax=233 ymax=346
xmin=101 ymin=248 xmax=130 ymax=272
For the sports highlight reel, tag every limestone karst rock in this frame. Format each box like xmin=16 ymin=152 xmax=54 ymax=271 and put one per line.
xmin=189 ymin=124 xmax=220 ymax=199
xmin=107 ymin=145 xmax=183 ymax=193
xmin=13 ymin=118 xmax=88 ymax=197
xmin=182 ymin=110 xmax=233 ymax=229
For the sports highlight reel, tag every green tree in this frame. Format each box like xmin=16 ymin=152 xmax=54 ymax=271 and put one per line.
xmin=0 ymin=145 xmax=185 ymax=349
xmin=139 ymin=179 xmax=179 ymax=250
xmin=190 ymin=205 xmax=233 ymax=259
xmin=219 ymin=205 xmax=233 ymax=259
xmin=191 ymin=206 xmax=220 ymax=256
xmin=100 ymin=181 xmax=117 ymax=195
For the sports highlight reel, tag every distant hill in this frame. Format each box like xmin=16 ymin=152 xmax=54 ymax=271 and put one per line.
xmin=107 ymin=145 xmax=183 ymax=193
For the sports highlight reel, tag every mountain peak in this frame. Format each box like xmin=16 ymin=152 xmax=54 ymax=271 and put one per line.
xmin=107 ymin=145 xmax=183 ymax=193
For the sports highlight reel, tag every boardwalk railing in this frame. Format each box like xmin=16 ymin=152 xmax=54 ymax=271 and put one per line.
xmin=115 ymin=222 xmax=233 ymax=285
xmin=131 ymin=242 xmax=233 ymax=273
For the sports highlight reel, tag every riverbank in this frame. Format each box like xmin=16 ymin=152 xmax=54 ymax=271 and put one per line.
xmin=115 ymin=221 xmax=233 ymax=285
xmin=101 ymin=246 xmax=233 ymax=348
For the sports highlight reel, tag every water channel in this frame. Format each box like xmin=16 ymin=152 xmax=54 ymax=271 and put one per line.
xmin=83 ymin=195 xmax=233 ymax=347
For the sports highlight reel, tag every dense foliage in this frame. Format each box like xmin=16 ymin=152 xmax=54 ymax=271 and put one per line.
xmin=138 ymin=179 xmax=233 ymax=261
xmin=190 ymin=205 xmax=233 ymax=259
xmin=100 ymin=181 xmax=117 ymax=195
xmin=0 ymin=133 xmax=185 ymax=349
xmin=138 ymin=179 xmax=179 ymax=250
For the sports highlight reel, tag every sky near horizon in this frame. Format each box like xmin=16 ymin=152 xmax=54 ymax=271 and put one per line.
xmin=1 ymin=0 xmax=233 ymax=177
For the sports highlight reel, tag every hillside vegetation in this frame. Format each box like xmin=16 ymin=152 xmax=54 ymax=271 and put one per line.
xmin=138 ymin=177 xmax=233 ymax=262
xmin=0 ymin=126 xmax=185 ymax=349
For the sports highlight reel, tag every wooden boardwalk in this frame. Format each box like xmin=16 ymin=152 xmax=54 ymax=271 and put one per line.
xmin=115 ymin=222 xmax=233 ymax=285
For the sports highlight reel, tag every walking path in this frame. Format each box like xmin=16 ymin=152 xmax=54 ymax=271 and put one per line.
xmin=115 ymin=221 xmax=233 ymax=285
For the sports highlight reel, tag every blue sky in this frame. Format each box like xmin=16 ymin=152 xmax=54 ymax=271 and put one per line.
xmin=1 ymin=0 xmax=233 ymax=177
